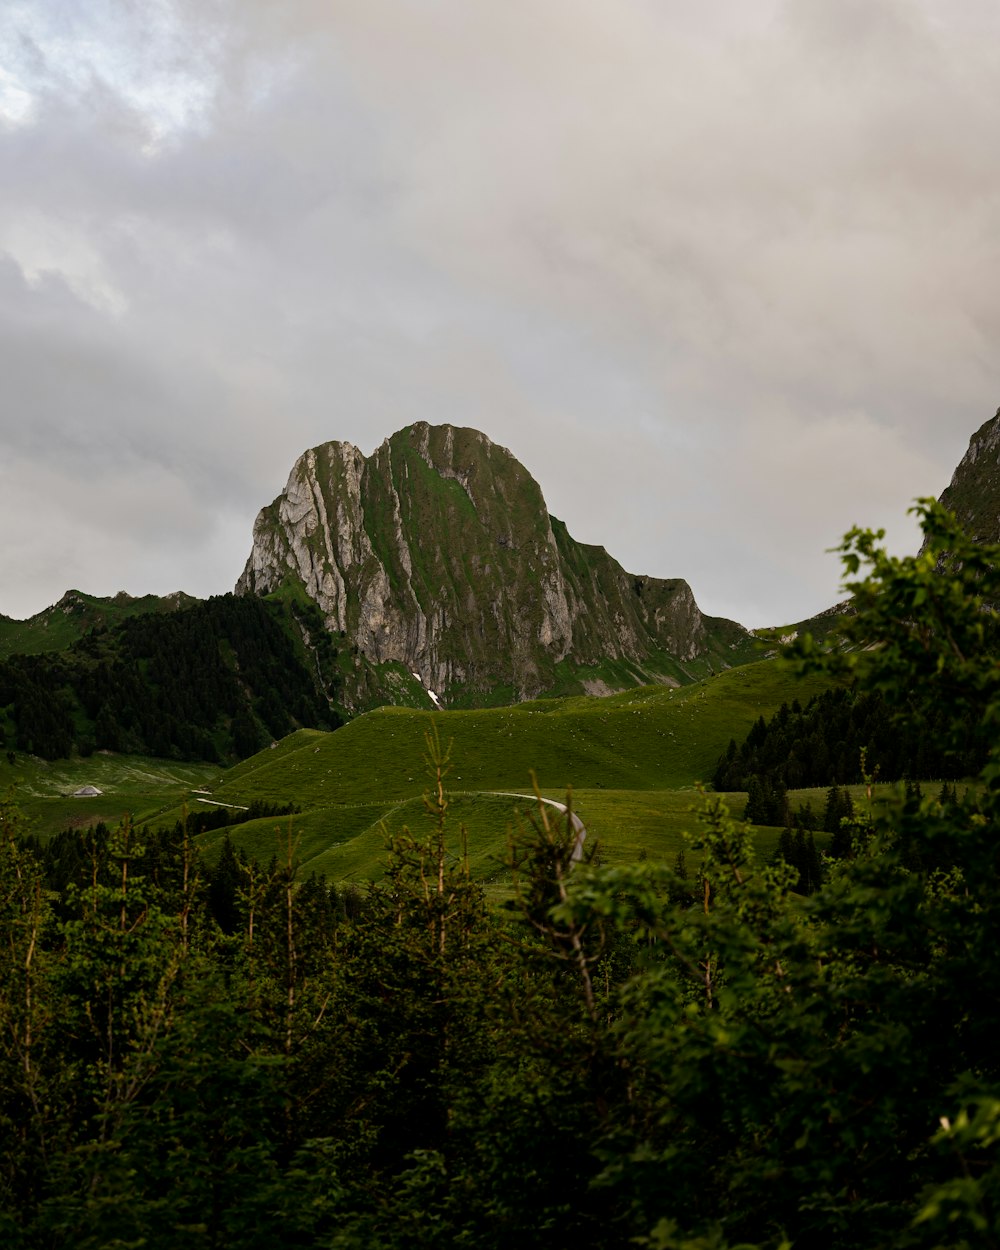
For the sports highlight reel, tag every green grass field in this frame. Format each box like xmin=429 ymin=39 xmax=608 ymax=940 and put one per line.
xmin=169 ymin=658 xmax=839 ymax=879
xmin=6 ymin=657 xmax=854 ymax=882
xmin=1 ymin=751 xmax=218 ymax=839
xmin=199 ymin=656 xmax=835 ymax=805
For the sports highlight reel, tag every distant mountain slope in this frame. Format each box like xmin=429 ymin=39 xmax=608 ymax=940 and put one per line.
xmin=753 ymin=601 xmax=854 ymax=652
xmin=236 ymin=422 xmax=756 ymax=709
xmin=932 ymin=407 xmax=1000 ymax=544
xmin=0 ymin=589 xmax=199 ymax=661
xmin=0 ymin=595 xmax=340 ymax=762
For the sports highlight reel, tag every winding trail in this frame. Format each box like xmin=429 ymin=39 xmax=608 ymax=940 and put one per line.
xmin=491 ymin=792 xmax=587 ymax=864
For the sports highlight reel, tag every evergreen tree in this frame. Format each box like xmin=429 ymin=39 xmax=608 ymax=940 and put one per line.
xmin=744 ymin=775 xmax=766 ymax=823
xmin=206 ymin=834 xmax=244 ymax=935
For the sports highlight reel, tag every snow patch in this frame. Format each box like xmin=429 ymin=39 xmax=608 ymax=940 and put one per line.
xmin=410 ymin=670 xmax=443 ymax=708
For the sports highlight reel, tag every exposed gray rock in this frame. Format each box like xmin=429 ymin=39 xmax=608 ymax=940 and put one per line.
xmin=930 ymin=407 xmax=1000 ymax=547
xmin=237 ymin=422 xmax=751 ymax=707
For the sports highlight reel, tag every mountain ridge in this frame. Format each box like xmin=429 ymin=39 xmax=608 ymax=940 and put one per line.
xmin=6 ymin=407 xmax=1000 ymax=749
xmin=0 ymin=588 xmax=200 ymax=662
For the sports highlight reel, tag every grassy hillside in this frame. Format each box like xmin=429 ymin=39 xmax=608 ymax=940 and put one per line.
xmin=165 ymin=658 xmax=836 ymax=881
xmin=753 ymin=601 xmax=853 ymax=651
xmin=9 ymin=657 xmax=846 ymax=885
xmin=2 ymin=751 xmax=218 ymax=840
xmin=191 ymin=787 xmax=840 ymax=903
xmin=200 ymin=655 xmax=833 ymax=803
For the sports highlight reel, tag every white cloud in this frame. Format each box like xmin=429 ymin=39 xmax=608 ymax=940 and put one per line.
xmin=0 ymin=0 xmax=998 ymax=627
xmin=3 ymin=213 xmax=128 ymax=315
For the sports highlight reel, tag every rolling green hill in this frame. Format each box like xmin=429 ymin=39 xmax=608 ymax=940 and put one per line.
xmin=207 ymin=657 xmax=830 ymax=803
xmin=142 ymin=657 xmax=836 ymax=882
xmin=5 ymin=652 xmax=860 ymax=895
xmin=2 ymin=750 xmax=218 ymax=840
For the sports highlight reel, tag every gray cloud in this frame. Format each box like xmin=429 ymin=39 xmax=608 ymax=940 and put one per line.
xmin=0 ymin=0 xmax=997 ymax=625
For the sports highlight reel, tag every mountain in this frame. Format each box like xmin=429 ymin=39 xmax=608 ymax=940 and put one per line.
xmin=236 ymin=422 xmax=756 ymax=709
xmin=0 ymin=595 xmax=340 ymax=763
xmin=756 ymin=406 xmax=1000 ymax=645
xmin=933 ymin=407 xmax=1000 ymax=543
xmin=0 ymin=589 xmax=199 ymax=661
xmin=14 ymin=410 xmax=1000 ymax=765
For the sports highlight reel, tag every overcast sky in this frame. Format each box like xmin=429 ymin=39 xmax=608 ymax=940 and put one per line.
xmin=2 ymin=0 xmax=998 ymax=628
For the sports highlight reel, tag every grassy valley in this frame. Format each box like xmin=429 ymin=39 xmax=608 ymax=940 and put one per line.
xmin=2 ymin=751 xmax=219 ymax=839
xmin=9 ymin=657 xmax=842 ymax=889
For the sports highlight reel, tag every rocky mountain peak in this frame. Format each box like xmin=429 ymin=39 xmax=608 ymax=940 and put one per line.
xmin=236 ymin=423 xmax=751 ymax=708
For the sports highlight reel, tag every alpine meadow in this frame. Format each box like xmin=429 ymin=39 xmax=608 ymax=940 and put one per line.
xmin=3 ymin=411 xmax=1000 ymax=1248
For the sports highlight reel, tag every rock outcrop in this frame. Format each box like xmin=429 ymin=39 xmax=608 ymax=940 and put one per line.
xmin=236 ymin=423 xmax=752 ymax=707
xmin=933 ymin=408 xmax=1000 ymax=544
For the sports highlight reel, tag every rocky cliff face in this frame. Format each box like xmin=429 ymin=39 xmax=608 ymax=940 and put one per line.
xmin=934 ymin=408 xmax=1000 ymax=544
xmin=236 ymin=423 xmax=752 ymax=708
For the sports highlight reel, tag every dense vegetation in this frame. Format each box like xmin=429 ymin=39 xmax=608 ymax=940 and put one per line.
xmin=2 ymin=500 xmax=1000 ymax=1248
xmin=713 ymin=683 xmax=986 ymax=792
xmin=0 ymin=595 xmax=341 ymax=763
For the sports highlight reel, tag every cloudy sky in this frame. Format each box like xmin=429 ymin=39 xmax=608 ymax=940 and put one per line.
xmin=2 ymin=0 xmax=998 ymax=627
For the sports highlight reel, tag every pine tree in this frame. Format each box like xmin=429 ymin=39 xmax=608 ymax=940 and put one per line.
xmin=823 ymin=785 xmax=842 ymax=833
xmin=776 ymin=825 xmax=795 ymax=872
xmin=744 ymin=775 xmax=766 ymax=823
xmin=207 ymin=834 xmax=244 ymax=935
xmin=802 ymin=830 xmax=823 ymax=894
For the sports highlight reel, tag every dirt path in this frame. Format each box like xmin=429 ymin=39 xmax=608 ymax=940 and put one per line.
xmin=491 ymin=792 xmax=587 ymax=863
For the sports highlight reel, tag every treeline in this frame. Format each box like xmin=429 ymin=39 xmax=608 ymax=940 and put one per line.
xmin=0 ymin=595 xmax=342 ymax=762
xmin=748 ymin=779 xmax=963 ymax=900
xmin=21 ymin=818 xmax=356 ymax=927
xmin=745 ymin=777 xmax=855 ymax=834
xmin=745 ymin=783 xmax=856 ymax=896
xmin=713 ymin=684 xmax=986 ymax=793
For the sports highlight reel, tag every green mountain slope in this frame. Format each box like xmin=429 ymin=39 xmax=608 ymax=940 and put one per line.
xmin=1 ymin=751 xmax=218 ymax=840
xmin=0 ymin=595 xmax=340 ymax=762
xmin=933 ymin=406 xmax=1000 ymax=543
xmin=143 ymin=658 xmax=836 ymax=881
xmin=202 ymin=659 xmax=829 ymax=803
xmin=0 ymin=589 xmax=199 ymax=660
